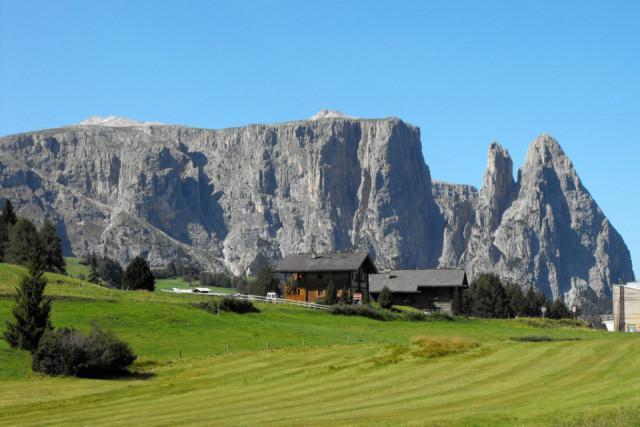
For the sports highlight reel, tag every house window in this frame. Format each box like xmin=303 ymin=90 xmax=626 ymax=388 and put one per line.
xmin=628 ymin=324 xmax=637 ymax=332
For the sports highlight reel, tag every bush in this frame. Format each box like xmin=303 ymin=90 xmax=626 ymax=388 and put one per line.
xmin=32 ymin=326 xmax=136 ymax=377
xmin=331 ymin=304 xmax=393 ymax=321
xmin=411 ymin=336 xmax=479 ymax=357
xmin=193 ymin=297 xmax=260 ymax=314
xmin=378 ymin=286 xmax=393 ymax=309
xmin=402 ymin=311 xmax=454 ymax=322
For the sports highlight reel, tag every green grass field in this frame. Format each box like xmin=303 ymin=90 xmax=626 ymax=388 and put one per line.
xmin=1 ymin=262 xmax=639 ymax=426
xmin=64 ymin=257 xmax=90 ymax=279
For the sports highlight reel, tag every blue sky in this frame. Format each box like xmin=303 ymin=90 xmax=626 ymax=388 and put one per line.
xmin=1 ymin=1 xmax=638 ymax=277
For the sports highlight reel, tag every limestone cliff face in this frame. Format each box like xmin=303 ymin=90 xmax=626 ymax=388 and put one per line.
xmin=0 ymin=117 xmax=634 ymax=298
xmin=0 ymin=117 xmax=443 ymax=275
xmin=431 ymin=181 xmax=477 ymax=268
xmin=455 ymin=136 xmax=635 ymax=300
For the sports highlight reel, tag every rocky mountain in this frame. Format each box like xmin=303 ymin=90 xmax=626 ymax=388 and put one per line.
xmin=0 ymin=114 xmax=634 ymax=299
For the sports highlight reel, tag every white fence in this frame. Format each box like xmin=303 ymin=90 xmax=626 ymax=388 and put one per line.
xmin=162 ymin=289 xmax=329 ymax=311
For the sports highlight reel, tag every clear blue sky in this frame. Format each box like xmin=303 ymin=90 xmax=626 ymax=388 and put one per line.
xmin=1 ymin=1 xmax=638 ymax=277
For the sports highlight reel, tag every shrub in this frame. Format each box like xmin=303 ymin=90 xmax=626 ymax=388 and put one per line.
xmin=403 ymin=311 xmax=428 ymax=321
xmin=411 ymin=336 xmax=479 ymax=358
xmin=193 ymin=297 xmax=260 ymax=314
xmin=330 ymin=304 xmax=393 ymax=321
xmin=402 ymin=311 xmax=454 ymax=322
xmin=32 ymin=325 xmax=136 ymax=377
xmin=378 ymin=286 xmax=393 ymax=309
xmin=218 ymin=297 xmax=260 ymax=313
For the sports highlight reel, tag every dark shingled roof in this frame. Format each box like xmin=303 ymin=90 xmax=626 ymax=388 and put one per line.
xmin=274 ymin=252 xmax=377 ymax=273
xmin=369 ymin=269 xmax=468 ymax=293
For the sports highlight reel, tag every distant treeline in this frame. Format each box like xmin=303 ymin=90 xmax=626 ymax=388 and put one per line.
xmin=460 ymin=273 xmax=608 ymax=319
xmin=200 ymin=267 xmax=279 ymax=296
xmin=0 ymin=199 xmax=66 ymax=274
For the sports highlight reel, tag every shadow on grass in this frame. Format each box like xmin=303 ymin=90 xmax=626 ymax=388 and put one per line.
xmin=79 ymin=370 xmax=156 ymax=381
xmin=511 ymin=336 xmax=582 ymax=343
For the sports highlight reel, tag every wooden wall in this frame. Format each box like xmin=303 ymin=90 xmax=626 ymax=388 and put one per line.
xmin=386 ymin=287 xmax=461 ymax=315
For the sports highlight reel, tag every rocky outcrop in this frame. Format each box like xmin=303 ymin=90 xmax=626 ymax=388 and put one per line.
xmin=432 ymin=181 xmax=477 ymax=268
xmin=0 ymin=117 xmax=444 ymax=275
xmin=460 ymin=135 xmax=635 ymax=300
xmin=0 ymin=116 xmax=634 ymax=298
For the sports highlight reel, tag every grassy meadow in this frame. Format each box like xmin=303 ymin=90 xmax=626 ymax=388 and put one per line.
xmin=1 ymin=261 xmax=639 ymax=425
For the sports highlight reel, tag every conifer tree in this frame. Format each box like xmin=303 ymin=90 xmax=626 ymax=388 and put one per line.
xmin=2 ymin=199 xmax=17 ymax=227
xmin=378 ymin=286 xmax=393 ymax=309
xmin=4 ymin=239 xmax=52 ymax=352
xmin=470 ymin=274 xmax=507 ymax=318
xmin=6 ymin=218 xmax=44 ymax=268
xmin=0 ymin=199 xmax=17 ymax=261
xmin=88 ymin=253 xmax=100 ymax=284
xmin=123 ymin=256 xmax=155 ymax=291
xmin=324 ymin=280 xmax=337 ymax=305
xmin=39 ymin=220 xmax=66 ymax=274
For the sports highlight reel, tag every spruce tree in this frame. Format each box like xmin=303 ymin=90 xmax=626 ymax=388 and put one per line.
xmin=2 ymin=199 xmax=17 ymax=227
xmin=88 ymin=253 xmax=100 ymax=284
xmin=0 ymin=199 xmax=17 ymax=261
xmin=6 ymin=218 xmax=44 ymax=268
xmin=123 ymin=256 xmax=155 ymax=291
xmin=324 ymin=280 xmax=336 ymax=305
xmin=254 ymin=266 xmax=278 ymax=296
xmin=549 ymin=299 xmax=571 ymax=319
xmin=470 ymin=274 xmax=507 ymax=318
xmin=523 ymin=286 xmax=541 ymax=317
xmin=504 ymin=282 xmax=526 ymax=317
xmin=0 ymin=221 xmax=7 ymax=261
xmin=4 ymin=241 xmax=52 ymax=352
xmin=39 ymin=220 xmax=66 ymax=274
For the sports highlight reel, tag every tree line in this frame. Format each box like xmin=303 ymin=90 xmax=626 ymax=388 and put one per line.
xmin=0 ymin=200 xmax=66 ymax=274
xmin=461 ymin=274 xmax=574 ymax=319
xmin=2 ymin=199 xmax=135 ymax=377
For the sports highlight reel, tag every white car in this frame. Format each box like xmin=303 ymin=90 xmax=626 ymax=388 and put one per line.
xmin=266 ymin=292 xmax=277 ymax=302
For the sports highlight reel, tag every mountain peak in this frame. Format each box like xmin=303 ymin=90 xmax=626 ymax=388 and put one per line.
xmin=309 ymin=110 xmax=355 ymax=120
xmin=78 ymin=116 xmax=163 ymax=127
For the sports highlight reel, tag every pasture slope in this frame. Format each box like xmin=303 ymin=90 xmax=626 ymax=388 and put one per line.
xmin=1 ymin=262 xmax=639 ymax=426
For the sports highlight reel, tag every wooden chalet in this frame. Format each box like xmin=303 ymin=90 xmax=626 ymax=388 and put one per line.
xmin=369 ymin=269 xmax=468 ymax=314
xmin=274 ymin=252 xmax=378 ymax=303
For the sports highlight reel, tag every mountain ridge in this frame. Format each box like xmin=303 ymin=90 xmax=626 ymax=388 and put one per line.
xmin=0 ymin=114 xmax=634 ymax=300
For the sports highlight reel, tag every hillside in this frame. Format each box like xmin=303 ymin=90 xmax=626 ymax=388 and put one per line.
xmin=0 ymin=116 xmax=634 ymax=300
xmin=1 ymin=263 xmax=640 ymax=425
